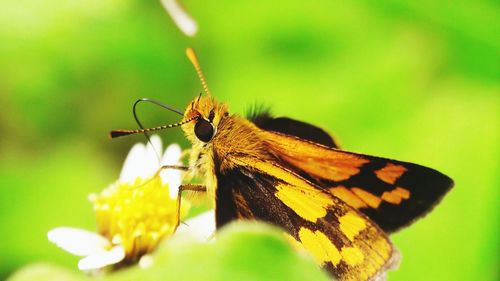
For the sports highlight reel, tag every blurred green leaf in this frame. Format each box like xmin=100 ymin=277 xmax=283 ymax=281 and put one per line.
xmin=8 ymin=263 xmax=88 ymax=281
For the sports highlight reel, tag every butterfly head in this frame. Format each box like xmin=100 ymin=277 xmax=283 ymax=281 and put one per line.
xmin=182 ymin=95 xmax=229 ymax=145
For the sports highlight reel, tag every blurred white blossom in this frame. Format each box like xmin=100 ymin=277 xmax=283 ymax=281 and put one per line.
xmin=161 ymin=0 xmax=198 ymax=37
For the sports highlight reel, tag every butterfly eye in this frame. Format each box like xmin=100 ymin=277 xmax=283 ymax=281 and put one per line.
xmin=194 ymin=118 xmax=215 ymax=142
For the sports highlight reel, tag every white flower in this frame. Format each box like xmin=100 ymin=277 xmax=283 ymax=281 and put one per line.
xmin=48 ymin=227 xmax=126 ymax=270
xmin=175 ymin=210 xmax=216 ymax=242
xmin=118 ymin=135 xmax=182 ymax=199
xmin=47 ymin=136 xmax=212 ymax=271
xmin=161 ymin=0 xmax=198 ymax=37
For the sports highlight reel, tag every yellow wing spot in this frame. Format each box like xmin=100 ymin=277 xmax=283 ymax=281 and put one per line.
xmin=238 ymin=157 xmax=311 ymax=188
xmin=351 ymin=187 xmax=382 ymax=209
xmin=341 ymin=246 xmax=365 ymax=266
xmin=275 ymin=183 xmax=332 ymax=222
xmin=381 ymin=187 xmax=410 ymax=205
xmin=374 ymin=163 xmax=407 ymax=184
xmin=298 ymin=227 xmax=341 ymax=266
xmin=234 ymin=157 xmax=333 ymax=222
xmin=329 ymin=186 xmax=368 ymax=209
xmin=339 ymin=211 xmax=367 ymax=241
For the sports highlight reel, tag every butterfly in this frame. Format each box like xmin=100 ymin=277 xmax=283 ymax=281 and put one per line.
xmin=110 ymin=48 xmax=453 ymax=281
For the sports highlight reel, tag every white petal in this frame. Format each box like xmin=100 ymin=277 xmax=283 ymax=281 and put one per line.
xmin=142 ymin=135 xmax=163 ymax=179
xmin=146 ymin=135 xmax=163 ymax=160
xmin=78 ymin=246 xmax=125 ymax=271
xmin=119 ymin=143 xmax=147 ymax=183
xmin=161 ymin=0 xmax=198 ymax=37
xmin=161 ymin=143 xmax=182 ymax=165
xmin=160 ymin=143 xmax=182 ymax=198
xmin=138 ymin=254 xmax=154 ymax=269
xmin=48 ymin=227 xmax=110 ymax=256
xmin=175 ymin=210 xmax=216 ymax=242
xmin=120 ymin=135 xmax=164 ymax=183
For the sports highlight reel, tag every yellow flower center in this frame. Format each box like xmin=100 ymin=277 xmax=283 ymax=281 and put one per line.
xmin=90 ymin=175 xmax=189 ymax=261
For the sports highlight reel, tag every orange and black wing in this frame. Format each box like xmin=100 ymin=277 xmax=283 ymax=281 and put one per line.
xmin=261 ymin=130 xmax=454 ymax=233
xmin=215 ymin=155 xmax=398 ymax=281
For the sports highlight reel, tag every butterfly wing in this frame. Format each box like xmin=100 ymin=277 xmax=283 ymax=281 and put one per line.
xmin=251 ymin=113 xmax=339 ymax=148
xmin=262 ymin=130 xmax=454 ymax=233
xmin=216 ymin=154 xmax=398 ymax=281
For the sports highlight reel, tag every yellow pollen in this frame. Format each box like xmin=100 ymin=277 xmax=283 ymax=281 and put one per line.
xmin=90 ymin=174 xmax=190 ymax=262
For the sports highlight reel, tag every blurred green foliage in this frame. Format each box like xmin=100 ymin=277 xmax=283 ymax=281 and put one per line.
xmin=0 ymin=0 xmax=498 ymax=280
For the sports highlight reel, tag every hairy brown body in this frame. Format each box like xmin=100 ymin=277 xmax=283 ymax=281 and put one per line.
xmin=182 ymin=97 xmax=277 ymax=195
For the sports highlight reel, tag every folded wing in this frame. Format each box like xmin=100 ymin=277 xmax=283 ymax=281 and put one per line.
xmin=216 ymin=155 xmax=398 ymax=281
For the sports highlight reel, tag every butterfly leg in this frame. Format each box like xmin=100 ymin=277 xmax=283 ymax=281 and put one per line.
xmin=158 ymin=164 xmax=190 ymax=171
xmin=154 ymin=165 xmax=206 ymax=229
xmin=153 ymin=165 xmax=199 ymax=228
xmin=175 ymin=184 xmax=206 ymax=229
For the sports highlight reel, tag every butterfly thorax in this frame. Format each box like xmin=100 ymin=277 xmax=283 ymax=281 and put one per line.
xmin=181 ymin=96 xmax=277 ymax=198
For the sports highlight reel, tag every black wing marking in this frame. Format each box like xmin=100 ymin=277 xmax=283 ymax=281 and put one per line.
xmin=249 ymin=110 xmax=339 ymax=148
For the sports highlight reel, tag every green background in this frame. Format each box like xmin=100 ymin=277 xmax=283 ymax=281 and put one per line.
xmin=0 ymin=0 xmax=498 ymax=280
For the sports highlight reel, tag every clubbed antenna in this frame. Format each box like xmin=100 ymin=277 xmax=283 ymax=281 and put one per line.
xmin=109 ymin=117 xmax=198 ymax=139
xmin=186 ymin=48 xmax=211 ymax=96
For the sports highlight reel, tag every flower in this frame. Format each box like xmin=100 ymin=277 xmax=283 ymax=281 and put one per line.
xmin=161 ymin=0 xmax=198 ymax=37
xmin=175 ymin=209 xmax=216 ymax=242
xmin=48 ymin=136 xmax=194 ymax=271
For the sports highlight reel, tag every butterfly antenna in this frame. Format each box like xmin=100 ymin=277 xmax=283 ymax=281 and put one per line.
xmin=109 ymin=117 xmax=198 ymax=139
xmin=186 ymin=48 xmax=211 ymax=96
xmin=132 ymin=98 xmax=185 ymax=160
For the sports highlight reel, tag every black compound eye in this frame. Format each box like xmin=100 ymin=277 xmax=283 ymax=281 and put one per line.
xmin=194 ymin=118 xmax=215 ymax=142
